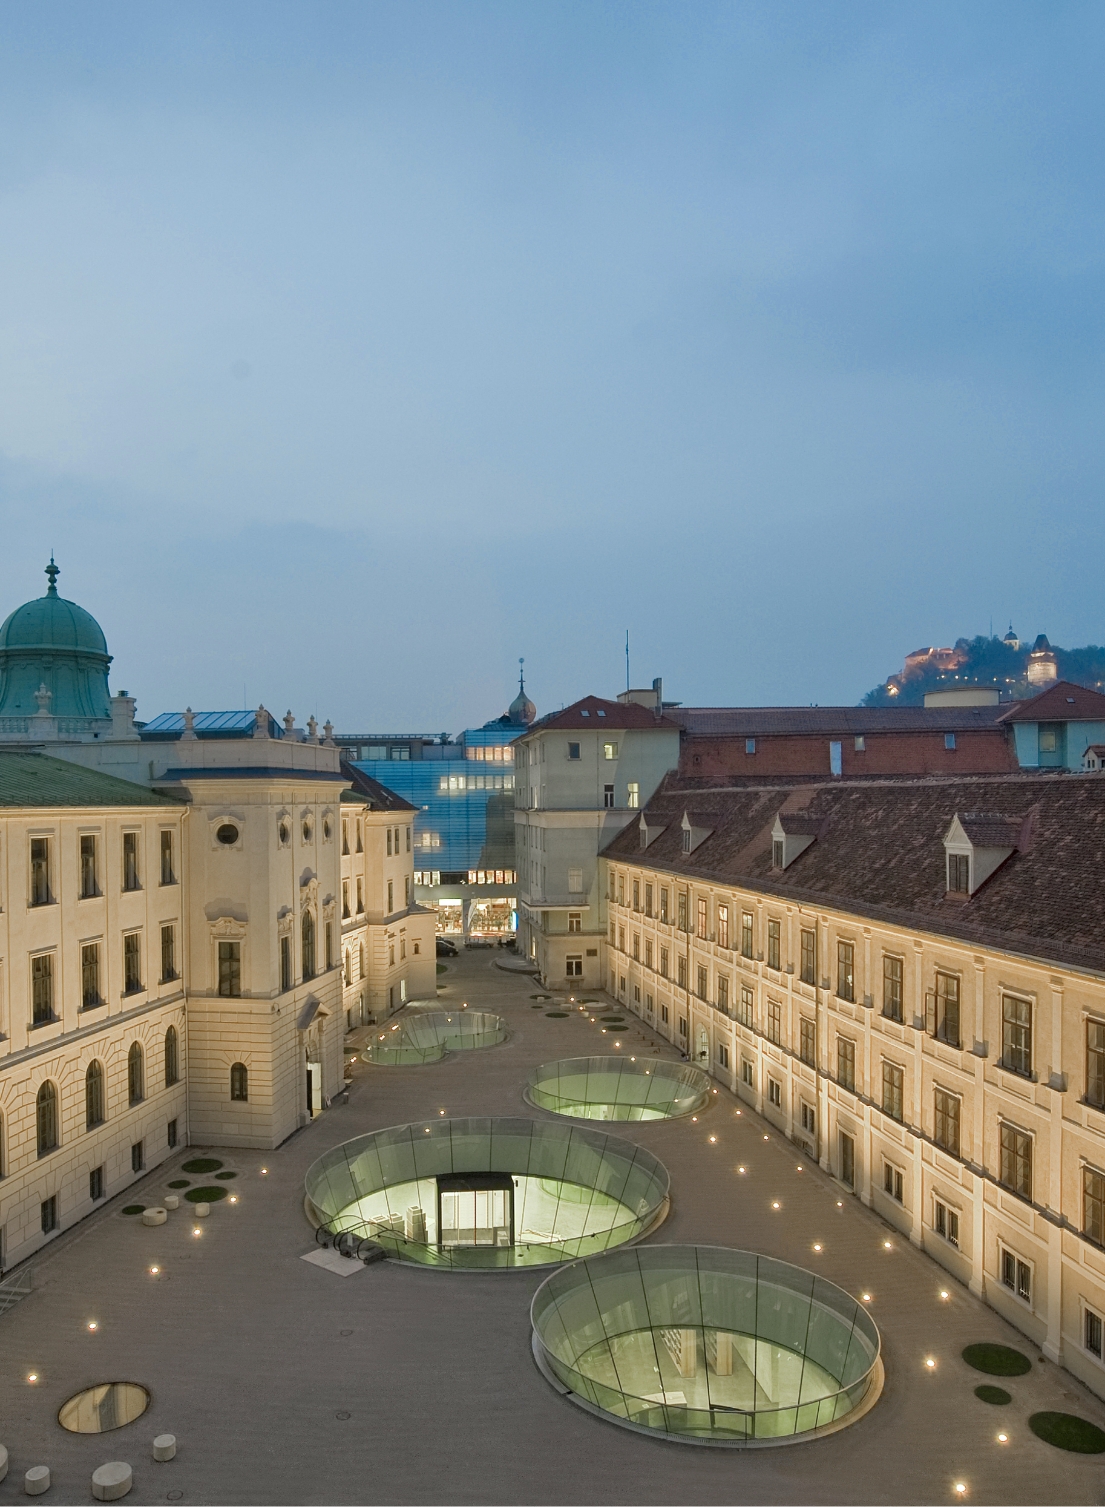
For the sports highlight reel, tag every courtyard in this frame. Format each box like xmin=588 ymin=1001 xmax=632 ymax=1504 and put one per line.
xmin=2 ymin=950 xmax=1104 ymax=1504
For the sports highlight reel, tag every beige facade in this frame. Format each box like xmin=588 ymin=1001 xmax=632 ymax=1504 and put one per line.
xmin=603 ymin=849 xmax=1105 ymax=1402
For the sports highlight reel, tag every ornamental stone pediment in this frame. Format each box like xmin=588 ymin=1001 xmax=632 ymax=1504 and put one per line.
xmin=210 ymin=916 xmax=248 ymax=941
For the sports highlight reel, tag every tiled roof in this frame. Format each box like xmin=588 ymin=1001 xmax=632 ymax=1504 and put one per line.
xmin=955 ymin=812 xmax=1023 ymax=848
xmin=341 ymin=762 xmax=417 ymax=812
xmin=999 ymin=681 xmax=1105 ymax=724
xmin=671 ymin=705 xmax=1013 ymax=736
xmin=0 ymin=752 xmax=183 ymax=808
xmin=602 ymin=772 xmax=1105 ymax=974
xmin=524 ymin=696 xmax=680 ymax=734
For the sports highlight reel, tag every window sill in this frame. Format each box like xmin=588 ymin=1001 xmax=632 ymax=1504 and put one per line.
xmin=78 ymin=891 xmax=102 ymax=902
xmin=996 ymin=1062 xmax=1037 ymax=1084
xmin=29 ymin=1015 xmax=61 ymax=1031
xmin=81 ymin=1000 xmax=107 ymax=1013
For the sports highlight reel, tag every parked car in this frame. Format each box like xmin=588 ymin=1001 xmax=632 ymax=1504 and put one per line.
xmin=464 ymin=936 xmax=494 ymax=949
xmin=435 ymin=937 xmax=458 ymax=958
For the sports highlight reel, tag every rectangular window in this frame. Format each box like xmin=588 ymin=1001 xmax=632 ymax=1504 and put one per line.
xmin=387 ymin=880 xmax=394 ymax=913
xmin=945 ymin=732 xmax=957 ymax=752
xmin=123 ymin=932 xmax=142 ymax=994
xmin=677 ymin=893 xmax=688 ymax=931
xmin=633 ymin=934 xmax=640 ymax=961
xmin=30 ymin=836 xmax=50 ymax=906
xmin=1088 ymin=1021 xmax=1105 ymax=1110
xmin=1086 ymin=1308 xmax=1103 ymax=1360
xmin=738 ymin=984 xmax=754 ymax=1028
xmin=768 ymin=1077 xmax=781 ymax=1106
xmin=386 ymin=828 xmax=393 ymax=856
xmin=883 ymin=1163 xmax=904 ymax=1202
xmin=81 ymin=942 xmax=101 ymax=1009
xmin=1085 ymin=1167 xmax=1105 ymax=1247
xmin=934 ymin=1199 xmax=960 ymax=1248
xmin=645 ymin=883 xmax=653 ymax=917
xmin=31 ymin=952 xmax=54 ymax=1024
xmin=160 ymin=925 xmax=176 ymax=983
xmin=767 ymin=919 xmax=781 ymax=971
xmin=717 ymin=975 xmax=729 ymax=1014
xmin=1002 ymin=995 xmax=1032 ymax=1077
xmin=766 ymin=999 xmax=782 ymax=1045
xmin=717 ymin=905 xmax=729 ymax=949
xmin=90 ymin=1166 xmax=105 ymax=1201
xmin=837 ymin=1037 xmax=855 ymax=1092
xmin=131 ymin=1140 xmax=145 ymax=1174
xmin=342 ymin=881 xmax=350 ymax=919
xmin=999 ymin=1124 xmax=1033 ymax=1201
xmin=772 ymin=839 xmax=784 ymax=869
xmin=947 ymin=852 xmax=970 ymax=893
xmin=696 ymin=965 xmax=708 ymax=1000
xmin=1001 ymin=1248 xmax=1032 ymax=1304
xmin=160 ymin=830 xmax=174 ymax=885
xmin=627 ymin=782 xmax=639 ymax=809
xmin=745 ymin=738 xmax=756 ymax=755
xmin=80 ymin=834 xmax=99 ymax=898
xmin=644 ymin=939 xmax=653 ymax=968
xmin=633 ymin=879 xmax=640 ymax=911
xmin=122 ymin=831 xmax=140 ymax=891
xmin=678 ymin=1015 xmax=688 ymax=1040
xmin=325 ymin=920 xmax=333 ymax=972
xmin=604 ymin=785 xmax=615 ymax=808
xmin=677 ymin=956 xmax=687 ymax=989
xmin=661 ymin=1003 xmax=669 ymax=1024
xmin=567 ymin=742 xmax=580 ymax=760
xmin=741 ymin=912 xmax=753 ymax=959
xmin=41 ymin=1195 xmax=57 ymax=1234
xmin=931 ymin=971 xmax=961 ymax=1048
xmin=934 ymin=1088 xmax=961 ymax=1158
xmin=801 ymin=1101 xmax=816 ymax=1136
xmin=800 ymin=928 xmax=816 ymax=985
xmin=837 ymin=941 xmax=855 ymax=1002
xmin=618 ymin=925 xmax=626 ymax=952
xmin=854 ymin=736 xmax=865 ymax=752
xmin=840 ymin=1132 xmax=855 ymax=1188
xmin=358 ymin=878 xmax=365 ymax=914
xmin=882 ymin=1061 xmax=904 ymax=1122
xmin=568 ymin=867 xmax=583 ymax=893
xmin=568 ymin=913 xmax=581 ymax=934
xmin=167 ymin=1118 xmax=178 ymax=1149
xmin=280 ymin=935 xmax=292 ymax=992
xmin=218 ymin=941 xmax=241 ymax=998
xmin=718 ymin=1042 xmax=730 ymax=1069
xmin=618 ymin=875 xmax=625 ymax=905
xmin=603 ymin=742 xmax=618 ymax=760
xmin=742 ymin=1059 xmax=754 ymax=1087
xmin=660 ymin=889 xmax=669 ymax=924
xmin=697 ymin=898 xmax=708 ymax=938
xmin=566 ymin=956 xmax=582 ymax=978
xmin=829 ymin=740 xmax=843 ymax=777
xmin=659 ymin=947 xmax=669 ymax=979
xmin=800 ymin=1017 xmax=816 ymax=1066
xmin=883 ymin=955 xmax=904 ymax=1021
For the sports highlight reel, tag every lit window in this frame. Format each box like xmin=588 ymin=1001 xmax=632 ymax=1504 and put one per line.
xmin=603 ymin=742 xmax=618 ymax=760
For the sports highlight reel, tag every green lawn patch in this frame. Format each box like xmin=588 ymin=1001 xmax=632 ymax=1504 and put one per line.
xmin=604 ymin=1019 xmax=626 ymax=1027
xmin=122 ymin=1205 xmax=145 ymax=1216
xmin=436 ymin=964 xmax=447 ymax=974
xmin=215 ymin=1171 xmax=237 ymax=1180
xmin=182 ymin=1158 xmax=223 ymax=1174
xmin=974 ymin=1385 xmax=1012 ymax=1405
xmin=167 ymin=1179 xmax=190 ymax=1189
xmin=545 ymin=1011 xmax=569 ymax=1018
xmin=1029 ymin=1412 xmax=1105 ymax=1453
xmin=184 ymin=1186 xmax=228 ymax=1203
xmin=962 ymin=1343 xmax=1032 ymax=1377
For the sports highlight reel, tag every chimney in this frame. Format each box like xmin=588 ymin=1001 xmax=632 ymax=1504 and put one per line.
xmin=653 ymin=676 xmax=663 ymax=720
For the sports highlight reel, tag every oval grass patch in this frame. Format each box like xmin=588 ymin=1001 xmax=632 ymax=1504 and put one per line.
xmin=545 ymin=1011 xmax=569 ymax=1018
xmin=122 ymin=1205 xmax=145 ymax=1216
xmin=184 ymin=1185 xmax=228 ymax=1203
xmin=974 ymin=1385 xmax=1012 ymax=1405
xmin=214 ymin=1171 xmax=237 ymax=1180
xmin=167 ymin=1179 xmax=190 ymax=1189
xmin=1029 ymin=1412 xmax=1105 ymax=1453
xmin=962 ymin=1343 xmax=1032 ymax=1376
xmin=182 ymin=1157 xmax=223 ymax=1175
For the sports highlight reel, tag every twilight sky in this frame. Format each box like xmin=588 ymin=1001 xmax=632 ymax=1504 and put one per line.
xmin=1 ymin=1 xmax=1102 ymax=732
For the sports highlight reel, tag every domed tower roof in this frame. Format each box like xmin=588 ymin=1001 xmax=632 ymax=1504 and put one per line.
xmin=507 ymin=660 xmax=536 ymax=727
xmin=0 ymin=560 xmax=113 ymax=721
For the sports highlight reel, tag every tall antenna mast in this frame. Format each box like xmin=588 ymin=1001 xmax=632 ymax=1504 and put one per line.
xmin=625 ymin=630 xmax=630 ymax=693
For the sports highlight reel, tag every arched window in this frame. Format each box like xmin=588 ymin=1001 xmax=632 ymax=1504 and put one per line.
xmin=86 ymin=1060 xmax=105 ymax=1129
xmin=230 ymin=1062 xmax=248 ymax=1102
xmin=37 ymin=1081 xmax=58 ymax=1156
xmin=164 ymin=1026 xmax=179 ymax=1087
xmin=301 ymin=910 xmax=315 ymax=980
xmin=359 ymin=943 xmax=365 ymax=980
xmin=344 ymin=950 xmax=352 ymax=986
xmin=128 ymin=1042 xmax=144 ymax=1105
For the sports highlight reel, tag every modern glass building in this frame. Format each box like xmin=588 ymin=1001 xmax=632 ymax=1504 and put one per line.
xmin=337 ymin=673 xmax=536 ymax=937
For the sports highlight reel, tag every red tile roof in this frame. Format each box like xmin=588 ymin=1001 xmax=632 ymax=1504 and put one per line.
xmin=524 ymin=696 xmax=680 ymax=733
xmin=999 ymin=681 xmax=1105 ymax=724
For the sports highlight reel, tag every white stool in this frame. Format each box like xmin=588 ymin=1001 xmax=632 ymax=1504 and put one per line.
xmin=24 ymin=1465 xmax=50 ymax=1495
xmin=193 ymin=1203 xmax=210 ymax=1218
xmin=152 ymin=1435 xmax=176 ymax=1462
xmin=142 ymin=1208 xmax=167 ymax=1227
xmin=163 ymin=1195 xmax=179 ymax=1211
xmin=91 ymin=1462 xmax=132 ymax=1501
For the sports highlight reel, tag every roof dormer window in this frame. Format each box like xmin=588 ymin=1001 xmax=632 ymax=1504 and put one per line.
xmin=943 ymin=812 xmax=1020 ymax=897
xmin=947 ymin=853 xmax=969 ymax=893
xmin=770 ymin=813 xmax=822 ymax=870
xmin=680 ymin=811 xmax=714 ymax=854
xmin=682 ymin=829 xmax=691 ymax=853
xmin=772 ymin=839 xmax=784 ymax=868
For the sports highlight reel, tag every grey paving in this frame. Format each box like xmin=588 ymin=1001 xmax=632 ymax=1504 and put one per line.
xmin=2 ymin=954 xmax=1104 ymax=1504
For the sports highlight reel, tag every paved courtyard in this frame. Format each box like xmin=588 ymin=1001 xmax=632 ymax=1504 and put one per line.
xmin=2 ymin=951 xmax=1105 ymax=1505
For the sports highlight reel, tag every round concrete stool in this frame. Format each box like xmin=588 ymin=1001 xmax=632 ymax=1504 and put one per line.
xmin=24 ymin=1465 xmax=50 ymax=1495
xmin=163 ymin=1195 xmax=179 ymax=1211
xmin=141 ymin=1207 xmax=167 ymax=1227
xmin=0 ymin=1443 xmax=8 ymax=1482
xmin=152 ymin=1435 xmax=176 ymax=1462
xmin=193 ymin=1203 xmax=210 ymax=1218
xmin=91 ymin=1462 xmax=132 ymax=1501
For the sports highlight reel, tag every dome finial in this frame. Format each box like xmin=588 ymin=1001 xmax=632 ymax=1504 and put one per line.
xmin=45 ymin=557 xmax=59 ymax=596
xmin=519 ymin=655 xmax=525 ymax=692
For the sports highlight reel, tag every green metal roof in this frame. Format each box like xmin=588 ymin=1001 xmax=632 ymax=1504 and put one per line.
xmin=0 ymin=752 xmax=183 ymax=808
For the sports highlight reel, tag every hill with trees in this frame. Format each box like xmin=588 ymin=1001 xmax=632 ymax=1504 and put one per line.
xmin=862 ymin=634 xmax=1105 ymax=707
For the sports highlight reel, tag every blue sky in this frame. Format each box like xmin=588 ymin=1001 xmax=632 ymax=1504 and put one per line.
xmin=0 ymin=2 xmax=1102 ymax=730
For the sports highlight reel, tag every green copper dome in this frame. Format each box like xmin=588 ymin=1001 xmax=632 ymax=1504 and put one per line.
xmin=0 ymin=561 xmax=113 ymax=721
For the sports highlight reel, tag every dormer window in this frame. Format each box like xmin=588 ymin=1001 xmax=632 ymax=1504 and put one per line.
xmin=772 ymin=839 xmax=784 ymax=868
xmin=682 ymin=829 xmax=691 ymax=853
xmin=947 ymin=854 xmax=970 ymax=893
xmin=680 ymin=811 xmax=714 ymax=854
xmin=943 ymin=813 xmax=1020 ymax=897
xmin=639 ymin=815 xmax=666 ymax=850
xmin=771 ymin=813 xmax=821 ymax=870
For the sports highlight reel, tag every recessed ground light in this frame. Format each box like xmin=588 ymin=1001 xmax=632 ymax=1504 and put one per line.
xmin=192 ymin=1227 xmax=202 ymax=1237
xmin=28 ymin=1373 xmax=39 ymax=1383
xmin=812 ymin=1243 xmax=822 ymax=1252
xmin=738 ymin=1166 xmax=746 ymax=1174
xmin=837 ymin=1201 xmax=843 ymax=1207
xmin=796 ymin=1165 xmax=803 ymax=1172
xmin=940 ymin=1290 xmax=950 ymax=1300
xmin=883 ymin=1240 xmax=892 ymax=1249
xmin=708 ymin=1135 xmax=717 ymax=1143
xmin=861 ymin=1293 xmax=872 ymax=1302
xmin=997 ymin=1432 xmax=1008 ymax=1444
xmin=87 ymin=1321 xmax=98 ymax=1331
xmin=954 ymin=1486 xmax=967 ymax=1496
xmin=925 ymin=1357 xmax=936 ymax=1369
xmin=229 ymin=1196 xmax=238 ymax=1204
xmin=772 ymin=1201 xmax=781 ymax=1210
xmin=261 ymin=1168 xmax=268 ymax=1175
xmin=149 ymin=1266 xmax=160 ymax=1275
xmin=712 ymin=1089 xmax=718 ymax=1095
xmin=735 ymin=1109 xmax=741 ymax=1115
xmin=439 ymin=1109 xmax=446 ymax=1115
xmin=763 ymin=1134 xmax=769 ymax=1141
